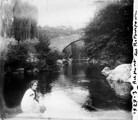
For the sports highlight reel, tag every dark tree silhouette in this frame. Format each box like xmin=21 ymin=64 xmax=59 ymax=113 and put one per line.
xmin=84 ymin=0 xmax=133 ymax=65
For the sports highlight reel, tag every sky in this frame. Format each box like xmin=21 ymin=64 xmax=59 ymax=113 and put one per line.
xmin=25 ymin=0 xmax=102 ymax=29
xmin=2 ymin=0 xmax=119 ymax=29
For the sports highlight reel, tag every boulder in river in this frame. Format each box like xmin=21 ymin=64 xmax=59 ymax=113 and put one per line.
xmin=101 ymin=64 xmax=132 ymax=97
xmin=101 ymin=64 xmax=132 ymax=83
xmin=101 ymin=67 xmax=112 ymax=76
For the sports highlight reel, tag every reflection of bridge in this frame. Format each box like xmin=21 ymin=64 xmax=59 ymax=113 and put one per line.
xmin=49 ymin=34 xmax=83 ymax=52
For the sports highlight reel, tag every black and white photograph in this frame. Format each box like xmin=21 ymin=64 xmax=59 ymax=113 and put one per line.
xmin=0 ymin=0 xmax=137 ymax=120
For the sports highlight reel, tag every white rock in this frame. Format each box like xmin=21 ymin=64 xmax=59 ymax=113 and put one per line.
xmin=101 ymin=67 xmax=112 ymax=76
xmin=102 ymin=64 xmax=132 ymax=82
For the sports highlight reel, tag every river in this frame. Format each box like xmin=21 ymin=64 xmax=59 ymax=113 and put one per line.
xmin=3 ymin=60 xmax=132 ymax=119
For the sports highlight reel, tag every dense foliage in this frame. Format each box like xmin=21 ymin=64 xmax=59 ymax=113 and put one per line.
xmin=4 ymin=43 xmax=28 ymax=71
xmin=1 ymin=0 xmax=38 ymax=42
xmin=84 ymin=0 xmax=133 ymax=66
xmin=12 ymin=17 xmax=37 ymax=42
xmin=35 ymin=28 xmax=62 ymax=71
xmin=1 ymin=1 xmax=64 ymax=72
xmin=4 ymin=31 xmax=62 ymax=72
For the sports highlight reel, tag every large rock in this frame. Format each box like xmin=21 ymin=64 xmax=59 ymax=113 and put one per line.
xmin=102 ymin=64 xmax=132 ymax=82
xmin=101 ymin=67 xmax=112 ymax=76
xmin=101 ymin=64 xmax=132 ymax=97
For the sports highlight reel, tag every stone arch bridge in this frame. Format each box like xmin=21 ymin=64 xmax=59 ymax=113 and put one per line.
xmin=49 ymin=34 xmax=84 ymax=52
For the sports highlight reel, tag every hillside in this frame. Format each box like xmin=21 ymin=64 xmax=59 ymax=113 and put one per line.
xmin=38 ymin=26 xmax=82 ymax=40
xmin=84 ymin=0 xmax=133 ymax=66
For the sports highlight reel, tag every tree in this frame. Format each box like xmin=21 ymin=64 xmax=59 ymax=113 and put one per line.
xmin=12 ymin=0 xmax=38 ymax=43
xmin=5 ymin=43 xmax=29 ymax=71
xmin=12 ymin=17 xmax=37 ymax=43
xmin=84 ymin=0 xmax=133 ymax=65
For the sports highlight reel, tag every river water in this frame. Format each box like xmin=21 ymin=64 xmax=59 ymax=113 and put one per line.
xmin=3 ymin=60 xmax=132 ymax=119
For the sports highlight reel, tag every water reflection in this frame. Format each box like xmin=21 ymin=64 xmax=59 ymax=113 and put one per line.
xmin=42 ymin=89 xmax=91 ymax=119
xmin=3 ymin=60 xmax=132 ymax=117
xmin=3 ymin=72 xmax=58 ymax=107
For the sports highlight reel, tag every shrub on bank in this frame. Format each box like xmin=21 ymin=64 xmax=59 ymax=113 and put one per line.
xmin=4 ymin=39 xmax=62 ymax=73
xmin=4 ymin=42 xmax=29 ymax=72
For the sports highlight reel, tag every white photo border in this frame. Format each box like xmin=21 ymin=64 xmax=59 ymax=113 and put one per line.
xmin=132 ymin=0 xmax=138 ymax=120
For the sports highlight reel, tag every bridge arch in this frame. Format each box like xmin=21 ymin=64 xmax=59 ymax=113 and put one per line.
xmin=49 ymin=34 xmax=84 ymax=52
xmin=62 ymin=38 xmax=84 ymax=53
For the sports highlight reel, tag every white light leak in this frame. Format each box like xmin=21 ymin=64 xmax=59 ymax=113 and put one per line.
xmin=38 ymin=73 xmax=91 ymax=119
xmin=16 ymin=0 xmax=97 ymax=29
xmin=41 ymin=89 xmax=91 ymax=119
xmin=1 ymin=0 xmax=123 ymax=30
xmin=25 ymin=0 xmax=120 ymax=29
